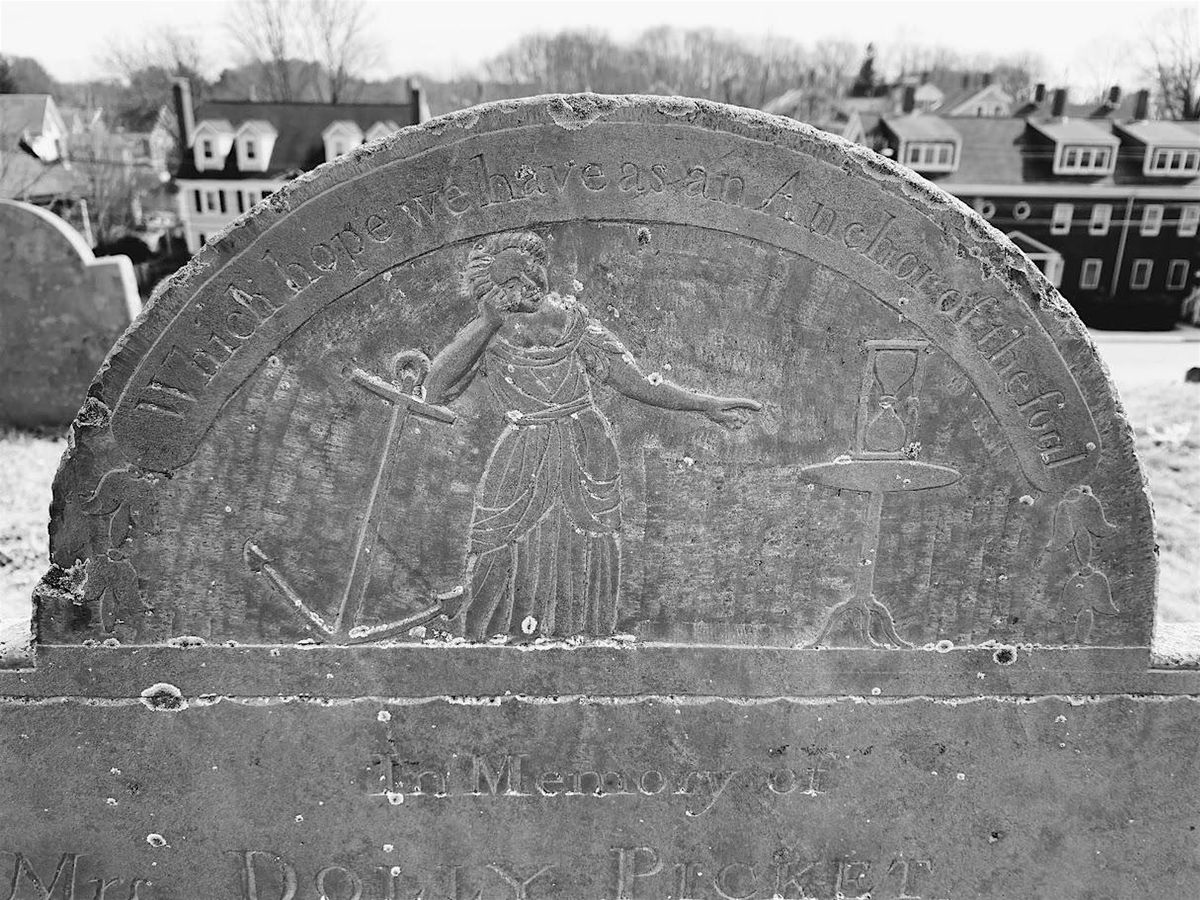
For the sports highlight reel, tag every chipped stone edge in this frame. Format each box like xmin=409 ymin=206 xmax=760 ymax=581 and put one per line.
xmin=39 ymin=93 xmax=1159 ymax=643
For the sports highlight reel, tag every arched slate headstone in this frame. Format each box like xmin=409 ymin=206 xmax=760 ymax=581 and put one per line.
xmin=0 ymin=200 xmax=141 ymax=428
xmin=2 ymin=97 xmax=1195 ymax=898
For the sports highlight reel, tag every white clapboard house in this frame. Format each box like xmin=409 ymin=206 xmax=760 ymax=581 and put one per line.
xmin=171 ymin=80 xmax=429 ymax=253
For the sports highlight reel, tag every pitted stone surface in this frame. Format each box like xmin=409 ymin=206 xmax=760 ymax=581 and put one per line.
xmin=0 ymin=201 xmax=140 ymax=428
xmin=38 ymin=96 xmax=1151 ymax=651
xmin=2 ymin=97 xmax=1193 ymax=897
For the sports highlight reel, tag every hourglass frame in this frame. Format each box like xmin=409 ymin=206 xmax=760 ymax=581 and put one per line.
xmin=855 ymin=339 xmax=929 ymax=460
xmin=799 ymin=336 xmax=961 ymax=649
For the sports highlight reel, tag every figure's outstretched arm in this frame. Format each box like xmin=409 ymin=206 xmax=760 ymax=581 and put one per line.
xmin=423 ymin=308 xmax=503 ymax=405
xmin=601 ymin=350 xmax=762 ymax=429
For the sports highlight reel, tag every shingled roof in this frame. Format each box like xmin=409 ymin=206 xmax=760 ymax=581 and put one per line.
xmin=0 ymin=94 xmax=52 ymax=137
xmin=175 ymin=99 xmax=420 ymax=180
xmin=938 ymin=117 xmax=1200 ymax=190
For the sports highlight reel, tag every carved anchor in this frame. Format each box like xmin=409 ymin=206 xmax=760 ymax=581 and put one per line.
xmin=245 ymin=350 xmax=460 ymax=643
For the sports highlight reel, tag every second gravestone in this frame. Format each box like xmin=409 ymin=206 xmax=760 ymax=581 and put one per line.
xmin=3 ymin=96 xmax=1197 ymax=898
xmin=0 ymin=200 xmax=141 ymax=428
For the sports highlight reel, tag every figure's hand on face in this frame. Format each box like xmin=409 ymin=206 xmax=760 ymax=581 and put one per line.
xmin=704 ymin=397 xmax=762 ymax=430
xmin=480 ymin=253 xmax=546 ymax=324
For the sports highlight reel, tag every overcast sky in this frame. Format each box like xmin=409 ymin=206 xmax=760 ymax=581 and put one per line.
xmin=0 ymin=0 xmax=1177 ymax=96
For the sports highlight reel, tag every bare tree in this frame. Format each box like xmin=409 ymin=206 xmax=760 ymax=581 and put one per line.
xmin=811 ymin=39 xmax=858 ymax=95
xmin=230 ymin=0 xmax=300 ymax=101
xmin=107 ymin=26 xmax=202 ymax=82
xmin=228 ymin=0 xmax=380 ymax=103
xmin=1140 ymin=5 xmax=1200 ymax=119
xmin=303 ymin=0 xmax=380 ymax=103
xmin=1074 ymin=36 xmax=1134 ymax=105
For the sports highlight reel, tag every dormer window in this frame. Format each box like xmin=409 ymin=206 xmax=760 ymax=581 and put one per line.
xmin=905 ymin=142 xmax=953 ymax=166
xmin=1147 ymin=147 xmax=1200 ymax=175
xmin=192 ymin=119 xmax=235 ymax=172
xmin=1115 ymin=121 xmax=1200 ymax=178
xmin=1057 ymin=145 xmax=1113 ymax=174
xmin=1034 ymin=121 xmax=1119 ymax=177
xmin=366 ymin=120 xmax=401 ymax=144
xmin=234 ymin=120 xmax=277 ymax=173
xmin=321 ymin=121 xmax=365 ymax=162
xmin=883 ymin=116 xmax=962 ymax=176
xmin=901 ymin=141 xmax=958 ymax=173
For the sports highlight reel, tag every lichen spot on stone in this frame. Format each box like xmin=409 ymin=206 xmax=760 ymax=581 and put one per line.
xmin=140 ymin=682 xmax=187 ymax=712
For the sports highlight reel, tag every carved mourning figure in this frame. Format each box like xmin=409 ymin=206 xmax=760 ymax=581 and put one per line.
xmin=422 ymin=232 xmax=761 ymax=641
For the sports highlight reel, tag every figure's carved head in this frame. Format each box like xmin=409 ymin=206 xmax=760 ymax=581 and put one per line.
xmin=464 ymin=232 xmax=549 ymax=313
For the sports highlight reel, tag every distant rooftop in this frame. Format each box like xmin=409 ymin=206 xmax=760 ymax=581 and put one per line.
xmin=1029 ymin=119 xmax=1119 ymax=145
xmin=176 ymin=98 xmax=420 ymax=180
xmin=882 ymin=115 xmax=962 ymax=142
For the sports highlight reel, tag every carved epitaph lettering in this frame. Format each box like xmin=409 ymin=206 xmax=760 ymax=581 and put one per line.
xmin=3 ymin=94 xmax=1182 ymax=900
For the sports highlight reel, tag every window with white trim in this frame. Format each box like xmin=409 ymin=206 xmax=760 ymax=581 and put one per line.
xmin=1167 ymin=260 xmax=1190 ymax=290
xmin=1140 ymin=205 xmax=1164 ymax=236
xmin=201 ymin=139 xmax=215 ymax=161
xmin=1057 ymin=144 xmax=1113 ymax=173
xmin=1089 ymin=204 xmax=1111 ymax=235
xmin=1050 ymin=204 xmax=1073 ymax=235
xmin=1180 ymin=205 xmax=1200 ymax=237
xmin=1080 ymin=259 xmax=1102 ymax=290
xmin=205 ymin=190 xmax=219 ymax=212
xmin=1130 ymin=259 xmax=1153 ymax=290
xmin=903 ymin=142 xmax=956 ymax=170
xmin=1042 ymin=256 xmax=1064 ymax=288
xmin=1148 ymin=147 xmax=1200 ymax=175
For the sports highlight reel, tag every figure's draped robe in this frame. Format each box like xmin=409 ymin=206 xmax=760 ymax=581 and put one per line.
xmin=463 ymin=307 xmax=626 ymax=640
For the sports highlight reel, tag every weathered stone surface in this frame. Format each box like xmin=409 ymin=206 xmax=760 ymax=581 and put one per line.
xmin=2 ymin=96 xmax=1195 ymax=897
xmin=0 ymin=201 xmax=140 ymax=428
xmin=1 ymin=696 xmax=1199 ymax=899
xmin=38 ymin=96 xmax=1152 ymax=651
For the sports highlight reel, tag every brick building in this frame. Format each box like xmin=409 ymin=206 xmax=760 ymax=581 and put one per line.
xmin=773 ymin=83 xmax=1200 ymax=326
xmin=871 ymin=87 xmax=1199 ymax=327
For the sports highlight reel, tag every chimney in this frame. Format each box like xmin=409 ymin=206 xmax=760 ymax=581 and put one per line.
xmin=1107 ymin=85 xmax=1122 ymax=106
xmin=1133 ymin=89 xmax=1150 ymax=120
xmin=1034 ymin=83 xmax=1046 ymax=104
xmin=982 ymin=72 xmax=992 ymax=88
xmin=408 ymin=78 xmax=431 ymax=124
xmin=1051 ymin=88 xmax=1067 ymax=118
xmin=171 ymin=77 xmax=194 ymax=150
xmin=962 ymin=74 xmax=970 ymax=90
xmin=920 ymin=70 xmax=929 ymax=85
xmin=902 ymin=85 xmax=916 ymax=114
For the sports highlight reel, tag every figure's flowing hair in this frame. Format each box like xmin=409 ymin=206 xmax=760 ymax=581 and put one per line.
xmin=463 ymin=231 xmax=548 ymax=304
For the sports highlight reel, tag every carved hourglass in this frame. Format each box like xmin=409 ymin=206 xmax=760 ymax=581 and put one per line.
xmin=800 ymin=338 xmax=961 ymax=649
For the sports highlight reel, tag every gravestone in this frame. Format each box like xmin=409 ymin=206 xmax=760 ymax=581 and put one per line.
xmin=0 ymin=200 xmax=141 ymax=429
xmin=2 ymin=96 xmax=1197 ymax=898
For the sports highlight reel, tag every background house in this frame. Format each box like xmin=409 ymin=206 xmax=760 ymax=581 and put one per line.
xmin=172 ymin=79 xmax=429 ymax=253
xmin=773 ymin=80 xmax=1200 ymax=327
xmin=0 ymin=93 xmax=88 ymax=227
